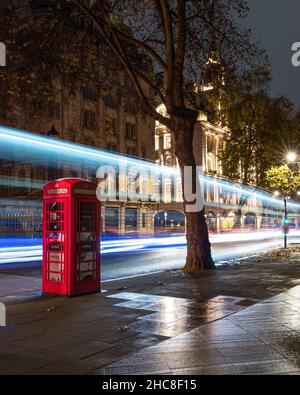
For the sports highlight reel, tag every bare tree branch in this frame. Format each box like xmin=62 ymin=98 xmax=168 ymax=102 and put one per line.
xmin=174 ymin=0 xmax=186 ymax=107
xmin=155 ymin=0 xmax=176 ymax=112
xmin=113 ymin=28 xmax=167 ymax=70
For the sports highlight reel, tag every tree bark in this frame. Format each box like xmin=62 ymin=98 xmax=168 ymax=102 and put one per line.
xmin=171 ymin=114 xmax=215 ymax=272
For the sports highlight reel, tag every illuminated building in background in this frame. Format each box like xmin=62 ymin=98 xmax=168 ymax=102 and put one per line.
xmin=155 ymin=49 xmax=228 ymax=174
xmin=154 ymin=50 xmax=229 ymax=226
xmin=155 ymin=104 xmax=226 ymax=175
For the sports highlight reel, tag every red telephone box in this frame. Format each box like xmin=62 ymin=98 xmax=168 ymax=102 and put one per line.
xmin=42 ymin=178 xmax=101 ymax=296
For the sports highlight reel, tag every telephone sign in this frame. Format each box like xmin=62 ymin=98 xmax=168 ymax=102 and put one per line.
xmin=42 ymin=178 xmax=101 ymax=296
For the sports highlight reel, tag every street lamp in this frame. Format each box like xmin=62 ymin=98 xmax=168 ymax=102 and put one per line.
xmin=286 ymin=152 xmax=297 ymax=163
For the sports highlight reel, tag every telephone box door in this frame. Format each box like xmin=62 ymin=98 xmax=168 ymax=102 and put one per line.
xmin=74 ymin=199 xmax=100 ymax=295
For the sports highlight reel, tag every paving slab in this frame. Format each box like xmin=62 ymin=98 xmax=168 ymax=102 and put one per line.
xmin=2 ymin=259 xmax=300 ymax=374
xmin=102 ymin=285 xmax=300 ymax=375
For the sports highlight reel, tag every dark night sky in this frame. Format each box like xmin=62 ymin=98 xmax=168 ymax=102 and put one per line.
xmin=247 ymin=0 xmax=300 ymax=108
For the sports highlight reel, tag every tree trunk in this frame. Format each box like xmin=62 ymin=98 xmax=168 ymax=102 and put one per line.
xmin=172 ymin=115 xmax=215 ymax=272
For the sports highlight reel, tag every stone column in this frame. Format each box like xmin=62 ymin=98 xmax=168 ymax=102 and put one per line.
xmin=120 ymin=204 xmax=126 ymax=235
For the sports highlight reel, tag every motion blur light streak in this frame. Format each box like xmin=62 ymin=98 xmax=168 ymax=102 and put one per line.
xmin=1 ymin=231 xmax=300 ymax=265
xmin=0 ymin=125 xmax=171 ymax=174
xmin=1 ymin=125 xmax=300 ymax=271
xmin=1 ymin=125 xmax=299 ymax=211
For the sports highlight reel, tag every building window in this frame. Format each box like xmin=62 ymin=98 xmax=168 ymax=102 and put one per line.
xmin=165 ymin=155 xmax=173 ymax=166
xmin=164 ymin=134 xmax=171 ymax=149
xmin=124 ymin=76 xmax=135 ymax=92
xmin=48 ymin=102 xmax=61 ymax=120
xmin=107 ymin=143 xmax=117 ymax=152
xmin=105 ymin=207 xmax=120 ymax=234
xmin=163 ymin=181 xmax=172 ymax=203
xmin=126 ymin=147 xmax=137 ymax=156
xmin=207 ymin=134 xmax=215 ymax=154
xmin=176 ymin=181 xmax=183 ymax=202
xmin=2 ymin=166 xmax=12 ymax=195
xmin=125 ymin=208 xmax=138 ymax=232
xmin=125 ymin=122 xmax=136 ymax=140
xmin=207 ymin=152 xmax=215 ymax=173
xmin=83 ymin=110 xmax=96 ymax=130
xmin=124 ymin=102 xmax=137 ymax=115
xmin=82 ymin=86 xmax=98 ymax=102
xmin=142 ymin=213 xmax=146 ymax=228
xmin=110 ymin=118 xmax=117 ymax=135
xmin=36 ymin=167 xmax=46 ymax=180
xmin=155 ymin=135 xmax=159 ymax=151
xmin=104 ymin=95 xmax=117 ymax=108
xmin=70 ymin=170 xmax=77 ymax=178
xmin=18 ymin=168 xmax=26 ymax=194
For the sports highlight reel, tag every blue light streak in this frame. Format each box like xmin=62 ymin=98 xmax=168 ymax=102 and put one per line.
xmin=1 ymin=231 xmax=300 ymax=265
xmin=0 ymin=124 xmax=300 ymax=214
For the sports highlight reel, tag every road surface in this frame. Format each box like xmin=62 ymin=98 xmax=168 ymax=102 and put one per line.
xmin=1 ymin=231 xmax=299 ymax=280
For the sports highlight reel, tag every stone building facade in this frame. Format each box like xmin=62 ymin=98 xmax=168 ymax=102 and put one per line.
xmin=0 ymin=0 xmax=157 ymax=236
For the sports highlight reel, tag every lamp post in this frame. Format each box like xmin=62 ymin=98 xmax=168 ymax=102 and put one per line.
xmin=275 ymin=191 xmax=289 ymax=249
xmin=274 ymin=152 xmax=298 ymax=249
xmin=283 ymin=196 xmax=288 ymax=249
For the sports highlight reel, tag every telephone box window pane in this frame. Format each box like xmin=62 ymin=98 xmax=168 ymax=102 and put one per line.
xmin=49 ymin=222 xmax=62 ymax=231
xmin=79 ymin=272 xmax=95 ymax=282
xmin=48 ymin=243 xmax=63 ymax=251
xmin=78 ymin=262 xmax=94 ymax=272
xmin=48 ymin=212 xmax=63 ymax=221
xmin=79 ymin=232 xmax=96 ymax=241
xmin=80 ymin=213 xmax=94 ymax=222
xmin=80 ymin=202 xmax=95 ymax=212
xmin=80 ymin=242 xmax=95 ymax=252
xmin=49 ymin=252 xmax=64 ymax=262
xmin=49 ymin=263 xmax=63 ymax=272
xmin=79 ymin=251 xmax=94 ymax=262
xmin=49 ymin=202 xmax=62 ymax=211
xmin=48 ymin=273 xmax=62 ymax=282
xmin=48 ymin=233 xmax=64 ymax=242
xmin=80 ymin=222 xmax=95 ymax=232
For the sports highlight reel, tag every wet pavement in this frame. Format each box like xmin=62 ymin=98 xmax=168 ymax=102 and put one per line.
xmin=102 ymin=286 xmax=300 ymax=375
xmin=108 ymin=292 xmax=246 ymax=338
xmin=1 ymin=259 xmax=300 ymax=374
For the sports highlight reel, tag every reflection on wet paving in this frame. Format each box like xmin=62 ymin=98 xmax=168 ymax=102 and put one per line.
xmin=104 ymin=286 xmax=300 ymax=375
xmin=108 ymin=292 xmax=248 ymax=338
